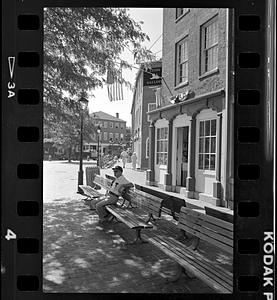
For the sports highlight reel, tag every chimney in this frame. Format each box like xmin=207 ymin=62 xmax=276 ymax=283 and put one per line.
xmin=116 ymin=113 xmax=119 ymax=118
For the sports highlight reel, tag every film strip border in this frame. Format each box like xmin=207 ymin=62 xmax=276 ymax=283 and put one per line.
xmin=1 ymin=1 xmax=274 ymax=299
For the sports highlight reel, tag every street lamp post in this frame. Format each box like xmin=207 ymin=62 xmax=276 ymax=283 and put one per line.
xmin=96 ymin=125 xmax=101 ymax=167
xmin=77 ymin=93 xmax=88 ymax=193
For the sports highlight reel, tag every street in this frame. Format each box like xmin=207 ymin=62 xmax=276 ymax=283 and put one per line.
xmin=43 ymin=160 xmax=216 ymax=293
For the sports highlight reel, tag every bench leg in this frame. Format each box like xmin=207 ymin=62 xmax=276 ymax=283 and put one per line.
xmin=146 ymin=214 xmax=156 ymax=223
xmin=126 ymin=229 xmax=148 ymax=245
xmin=190 ymin=237 xmax=200 ymax=250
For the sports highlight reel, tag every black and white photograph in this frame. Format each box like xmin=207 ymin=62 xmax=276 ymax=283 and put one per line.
xmin=43 ymin=7 xmax=234 ymax=293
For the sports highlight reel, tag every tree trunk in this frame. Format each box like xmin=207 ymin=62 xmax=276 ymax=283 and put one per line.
xmin=68 ymin=145 xmax=72 ymax=162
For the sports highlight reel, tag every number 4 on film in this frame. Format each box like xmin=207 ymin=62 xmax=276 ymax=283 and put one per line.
xmin=5 ymin=229 xmax=17 ymax=241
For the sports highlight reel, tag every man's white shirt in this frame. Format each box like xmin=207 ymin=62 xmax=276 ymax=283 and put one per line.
xmin=109 ymin=175 xmax=130 ymax=196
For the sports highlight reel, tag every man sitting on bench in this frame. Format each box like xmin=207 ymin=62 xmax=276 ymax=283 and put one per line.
xmin=95 ymin=165 xmax=134 ymax=223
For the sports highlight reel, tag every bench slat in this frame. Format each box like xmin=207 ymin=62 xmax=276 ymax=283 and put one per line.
xmin=179 ymin=223 xmax=233 ymax=254
xmin=179 ymin=216 xmax=233 ymax=242
xmin=162 ymin=234 xmax=233 ymax=285
xmin=150 ymin=235 xmax=232 ymax=289
xmin=79 ymin=185 xmax=102 ymax=197
xmin=106 ymin=205 xmax=153 ymax=229
xmin=149 ymin=236 xmax=232 ymax=293
xmin=181 ymin=207 xmax=233 ymax=232
xmin=156 ymin=235 xmax=233 ymax=289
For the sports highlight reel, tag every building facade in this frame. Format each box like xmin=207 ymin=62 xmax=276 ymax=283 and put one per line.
xmin=147 ymin=8 xmax=234 ymax=209
xmin=83 ymin=111 xmax=127 ymax=158
xmin=131 ymin=60 xmax=162 ymax=169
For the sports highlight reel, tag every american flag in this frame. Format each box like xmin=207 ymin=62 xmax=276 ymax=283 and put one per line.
xmin=106 ymin=67 xmax=124 ymax=101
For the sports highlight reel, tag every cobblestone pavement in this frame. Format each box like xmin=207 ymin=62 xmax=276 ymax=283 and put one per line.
xmin=43 ymin=197 xmax=221 ymax=293
xmin=43 ymin=161 xmax=232 ymax=293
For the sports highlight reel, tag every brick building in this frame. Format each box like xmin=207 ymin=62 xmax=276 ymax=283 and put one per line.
xmin=83 ymin=111 xmax=127 ymax=158
xmin=147 ymin=8 xmax=234 ymax=209
xmin=131 ymin=60 xmax=162 ymax=169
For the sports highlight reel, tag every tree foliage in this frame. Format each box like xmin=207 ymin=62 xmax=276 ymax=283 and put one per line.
xmin=44 ymin=7 xmax=155 ymax=155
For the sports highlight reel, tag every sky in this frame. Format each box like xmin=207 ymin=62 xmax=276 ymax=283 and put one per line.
xmin=87 ymin=8 xmax=163 ymax=127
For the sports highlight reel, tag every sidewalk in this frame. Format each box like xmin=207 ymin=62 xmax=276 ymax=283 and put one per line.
xmin=43 ymin=195 xmax=231 ymax=293
xmin=43 ymin=161 xmax=232 ymax=293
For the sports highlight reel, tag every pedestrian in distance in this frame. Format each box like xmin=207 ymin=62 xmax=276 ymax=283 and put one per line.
xmin=131 ymin=152 xmax=137 ymax=170
xmin=93 ymin=165 xmax=133 ymax=223
xmin=120 ymin=149 xmax=128 ymax=168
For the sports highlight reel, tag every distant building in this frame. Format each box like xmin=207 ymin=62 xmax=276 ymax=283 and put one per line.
xmin=131 ymin=60 xmax=162 ymax=169
xmin=147 ymin=8 xmax=234 ymax=209
xmin=82 ymin=111 xmax=127 ymax=158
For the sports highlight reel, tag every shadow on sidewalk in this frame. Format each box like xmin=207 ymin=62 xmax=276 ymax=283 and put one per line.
xmin=43 ymin=199 xmax=217 ymax=293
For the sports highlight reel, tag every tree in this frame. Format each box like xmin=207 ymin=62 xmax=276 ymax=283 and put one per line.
xmin=43 ymin=7 xmax=155 ymax=155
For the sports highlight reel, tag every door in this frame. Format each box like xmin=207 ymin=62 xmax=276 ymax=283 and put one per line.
xmin=176 ymin=127 xmax=189 ymax=187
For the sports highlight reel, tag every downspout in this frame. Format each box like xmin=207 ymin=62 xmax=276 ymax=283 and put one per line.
xmin=224 ymin=8 xmax=234 ymax=208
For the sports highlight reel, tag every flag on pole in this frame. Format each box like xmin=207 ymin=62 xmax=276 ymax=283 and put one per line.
xmin=106 ymin=66 xmax=124 ymax=101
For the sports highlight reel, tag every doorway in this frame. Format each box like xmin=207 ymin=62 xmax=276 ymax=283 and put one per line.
xmin=176 ymin=126 xmax=189 ymax=187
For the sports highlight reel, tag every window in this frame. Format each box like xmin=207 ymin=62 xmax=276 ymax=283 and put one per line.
xmin=176 ymin=37 xmax=188 ymax=85
xmin=148 ymin=103 xmax=156 ymax=122
xmin=115 ymin=122 xmax=119 ymax=129
xmin=103 ymin=132 xmax=108 ymax=140
xmin=121 ymin=123 xmax=124 ymax=129
xmin=104 ymin=122 xmax=108 ymax=128
xmin=176 ymin=8 xmax=189 ymax=19
xmin=109 ymin=133 xmax=113 ymax=140
xmin=146 ymin=137 xmax=150 ymax=158
xmin=198 ymin=119 xmax=216 ymax=170
xmin=201 ymin=16 xmax=218 ymax=74
xmin=110 ymin=122 xmax=113 ymax=128
xmin=156 ymin=127 xmax=168 ymax=165
xmin=120 ymin=133 xmax=124 ymax=139
xmin=115 ymin=133 xmax=119 ymax=140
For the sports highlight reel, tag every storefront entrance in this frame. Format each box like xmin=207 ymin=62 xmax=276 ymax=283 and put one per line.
xmin=176 ymin=126 xmax=189 ymax=187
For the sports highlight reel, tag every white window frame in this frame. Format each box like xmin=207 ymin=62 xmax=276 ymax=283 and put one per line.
xmin=175 ymin=37 xmax=189 ymax=86
xmin=103 ymin=132 xmax=108 ymax=141
xmin=156 ymin=127 xmax=168 ymax=165
xmin=110 ymin=122 xmax=113 ymax=128
xmin=104 ymin=121 xmax=108 ymax=128
xmin=200 ymin=15 xmax=219 ymax=75
xmin=115 ymin=122 xmax=119 ymax=129
xmin=197 ymin=119 xmax=217 ymax=171
xmin=148 ymin=103 xmax=156 ymax=122
xmin=109 ymin=132 xmax=113 ymax=140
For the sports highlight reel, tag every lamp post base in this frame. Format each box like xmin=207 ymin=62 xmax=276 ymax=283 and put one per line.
xmin=77 ymin=170 xmax=84 ymax=193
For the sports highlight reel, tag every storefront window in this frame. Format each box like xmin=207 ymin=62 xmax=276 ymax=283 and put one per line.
xmin=156 ymin=127 xmax=168 ymax=165
xmin=198 ymin=119 xmax=216 ymax=170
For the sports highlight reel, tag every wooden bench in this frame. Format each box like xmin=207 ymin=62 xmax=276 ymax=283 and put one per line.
xmin=105 ymin=188 xmax=163 ymax=243
xmin=135 ymin=184 xmax=186 ymax=221
xmin=79 ymin=185 xmax=102 ymax=200
xmin=148 ymin=206 xmax=233 ymax=293
xmin=124 ymin=189 xmax=164 ymax=223
xmin=79 ymin=175 xmax=112 ymax=207
xmin=105 ymin=204 xmax=153 ymax=244
xmin=94 ymin=174 xmax=113 ymax=190
xmin=89 ymin=175 xmax=163 ymax=244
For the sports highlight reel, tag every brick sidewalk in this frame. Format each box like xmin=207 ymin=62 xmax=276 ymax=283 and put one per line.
xmin=43 ymin=197 xmax=219 ymax=293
